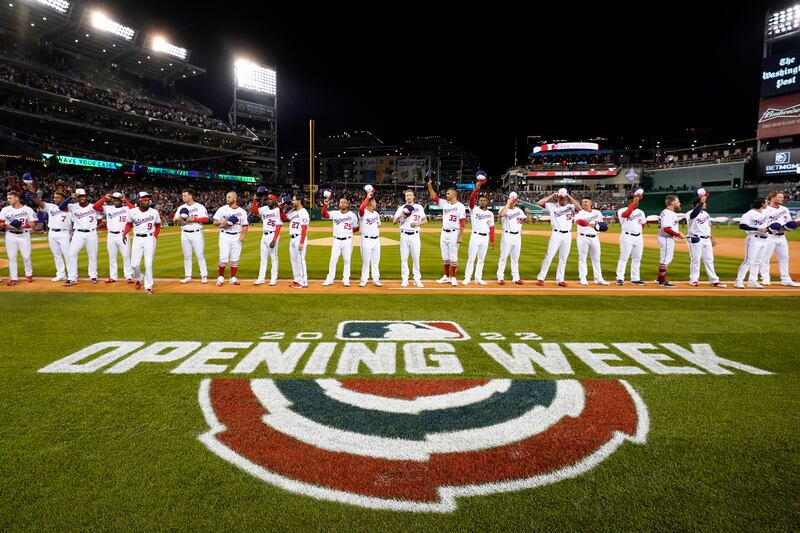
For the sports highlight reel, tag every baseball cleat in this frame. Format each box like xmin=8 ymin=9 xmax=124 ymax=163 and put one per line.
xmin=595 ymin=279 xmax=610 ymax=286
xmin=476 ymin=280 xmax=488 ymax=285
xmin=343 ymin=281 xmax=350 ymax=287
xmin=289 ymin=282 xmax=302 ymax=289
xmin=105 ymin=278 xmax=117 ymax=284
xmin=302 ymin=284 xmax=308 ymax=288
xmin=7 ymin=279 xmax=19 ymax=286
xmin=556 ymin=281 xmax=567 ymax=287
xmin=497 ymin=279 xmax=505 ymax=285
xmin=436 ymin=276 xmax=450 ymax=284
xmin=373 ymin=281 xmax=383 ymax=287
xmin=126 ymin=278 xmax=134 ymax=284
xmin=135 ymin=280 xmax=142 ymax=290
xmin=747 ymin=282 xmax=764 ymax=289
xmin=144 ymin=289 xmax=153 ymax=294
xmin=322 ymin=280 xmax=334 ymax=286
xmin=180 ymin=277 xmax=192 ymax=284
xmin=25 ymin=275 xmax=33 ymax=283
xmin=781 ymin=280 xmax=800 ymax=287
xmin=216 ymin=276 xmax=224 ymax=287
xmin=734 ymin=281 xmax=745 ymax=289
xmin=359 ymin=281 xmax=367 ymax=287
xmin=414 ymin=280 xmax=424 ymax=288
xmin=63 ymin=280 xmax=77 ymax=287
xmin=51 ymin=276 xmax=65 ymax=282
xmin=253 ymin=279 xmax=266 ymax=285
xmin=230 ymin=277 xmax=240 ymax=286
xmin=659 ymin=281 xmax=675 ymax=287
xmin=616 ymin=279 xmax=624 ymax=286
xmin=712 ymin=282 xmax=727 ymax=288
xmin=689 ymin=281 xmax=699 ymax=287
xmin=760 ymin=281 xmax=772 ymax=286
xmin=269 ymin=280 xmax=278 ymax=286
xmin=450 ymin=277 xmax=458 ymax=286
xmin=90 ymin=278 xmax=98 ymax=284
xmin=580 ymin=280 xmax=589 ymax=286
xmin=201 ymin=276 xmax=208 ymax=284
xmin=400 ymin=280 xmax=409 ymax=287
xmin=462 ymin=280 xmax=470 ymax=285
xmin=513 ymin=280 xmax=524 ymax=285
xmin=536 ymin=279 xmax=545 ymax=286
xmin=631 ymin=280 xmax=646 ymax=286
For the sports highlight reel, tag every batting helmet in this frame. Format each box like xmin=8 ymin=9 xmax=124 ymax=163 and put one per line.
xmin=785 ymin=220 xmax=798 ymax=230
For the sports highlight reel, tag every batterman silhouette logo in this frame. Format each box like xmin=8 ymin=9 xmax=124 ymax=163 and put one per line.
xmin=335 ymin=321 xmax=470 ymax=341
xmin=198 ymin=375 xmax=649 ymax=512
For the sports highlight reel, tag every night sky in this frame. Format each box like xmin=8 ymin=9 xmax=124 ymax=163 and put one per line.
xmin=110 ymin=1 xmax=772 ymax=173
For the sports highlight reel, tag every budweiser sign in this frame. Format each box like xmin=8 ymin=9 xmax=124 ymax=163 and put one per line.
xmin=757 ymin=94 xmax=800 ymax=140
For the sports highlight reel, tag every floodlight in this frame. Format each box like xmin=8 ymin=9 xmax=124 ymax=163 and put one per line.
xmin=151 ymin=35 xmax=188 ymax=60
xmin=234 ymin=58 xmax=277 ymax=95
xmin=90 ymin=10 xmax=135 ymax=40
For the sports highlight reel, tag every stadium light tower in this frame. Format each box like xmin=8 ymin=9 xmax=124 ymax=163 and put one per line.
xmin=28 ymin=0 xmax=70 ymax=14
xmin=90 ymin=10 xmax=135 ymax=40
xmin=231 ymin=57 xmax=278 ymax=181
xmin=234 ymin=58 xmax=277 ymax=95
xmin=765 ymin=4 xmax=800 ymax=42
xmin=151 ymin=35 xmax=188 ymax=61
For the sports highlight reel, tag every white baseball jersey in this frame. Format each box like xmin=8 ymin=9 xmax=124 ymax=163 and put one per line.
xmin=127 ymin=207 xmax=161 ymax=234
xmin=102 ymin=204 xmax=130 ymax=232
xmin=470 ymin=207 xmax=495 ymax=233
xmin=0 ymin=205 xmax=37 ymax=230
xmin=545 ymin=202 xmax=576 ymax=231
xmin=176 ymin=202 xmax=209 ymax=231
xmin=327 ymin=209 xmax=359 ymax=238
xmin=359 ymin=209 xmax=381 ymax=238
xmin=687 ymin=209 xmax=712 ymax=237
xmin=436 ymin=198 xmax=466 ymax=231
xmin=287 ymin=208 xmax=310 ymax=235
xmin=258 ymin=206 xmax=283 ymax=233
xmin=740 ymin=209 xmax=769 ymax=236
xmin=395 ymin=204 xmax=426 ymax=231
xmin=618 ymin=205 xmax=646 ymax=233
xmin=42 ymin=202 xmax=71 ymax=230
xmin=500 ymin=206 xmax=526 ymax=232
xmin=658 ymin=209 xmax=679 ymax=238
xmin=575 ymin=209 xmax=604 ymax=236
xmin=68 ymin=203 xmax=99 ymax=231
xmin=764 ymin=205 xmax=791 ymax=228
xmin=213 ymin=205 xmax=249 ymax=232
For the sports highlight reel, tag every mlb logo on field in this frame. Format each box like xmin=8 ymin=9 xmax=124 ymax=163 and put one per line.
xmin=336 ymin=321 xmax=470 ymax=341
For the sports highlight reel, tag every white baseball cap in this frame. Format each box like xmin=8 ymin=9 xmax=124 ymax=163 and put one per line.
xmin=138 ymin=191 xmax=151 ymax=199
xmin=634 ymin=188 xmax=644 ymax=197
xmin=509 ymin=191 xmax=518 ymax=200
xmin=323 ymin=189 xmax=332 ymax=198
xmin=557 ymin=188 xmax=568 ymax=197
xmin=111 ymin=192 xmax=123 ymax=199
xmin=75 ymin=188 xmax=86 ymax=196
xmin=696 ymin=187 xmax=707 ymax=197
xmin=364 ymin=184 xmax=374 ymax=193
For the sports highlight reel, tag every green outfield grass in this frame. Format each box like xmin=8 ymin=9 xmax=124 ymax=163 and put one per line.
xmin=8 ymin=221 xmax=794 ymax=282
xmin=0 ymin=293 xmax=797 ymax=531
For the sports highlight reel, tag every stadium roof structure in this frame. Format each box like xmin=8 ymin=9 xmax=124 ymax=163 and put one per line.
xmin=0 ymin=1 xmax=205 ymax=83
xmin=529 ymin=149 xmax=614 ymax=157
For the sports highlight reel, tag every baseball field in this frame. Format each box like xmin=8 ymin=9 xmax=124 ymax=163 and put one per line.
xmin=1 ymin=222 xmax=798 ymax=531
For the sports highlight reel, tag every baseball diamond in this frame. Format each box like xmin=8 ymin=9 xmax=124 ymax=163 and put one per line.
xmin=2 ymin=2 xmax=799 ymax=532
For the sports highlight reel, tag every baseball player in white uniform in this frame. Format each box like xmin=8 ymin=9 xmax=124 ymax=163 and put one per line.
xmin=123 ymin=192 xmax=161 ymax=294
xmin=358 ymin=187 xmax=382 ymax=287
xmin=174 ymin=188 xmax=210 ymax=284
xmin=536 ymin=188 xmax=580 ymax=287
xmin=496 ymin=192 xmax=530 ymax=285
xmin=686 ymin=190 xmax=725 ymax=287
xmin=34 ymin=190 xmax=71 ymax=282
xmin=760 ymin=191 xmax=800 ymax=287
xmin=616 ymin=190 xmax=647 ymax=285
xmin=281 ymin=195 xmax=310 ymax=288
xmin=657 ymin=195 xmax=686 ymax=287
xmin=427 ymin=178 xmax=466 ymax=286
xmin=463 ymin=179 xmax=495 ymax=285
xmin=0 ymin=190 xmax=39 ymax=285
xmin=212 ymin=191 xmax=249 ymax=287
xmin=251 ymin=191 xmax=282 ymax=286
xmin=393 ymin=188 xmax=428 ymax=287
xmin=735 ymin=198 xmax=771 ymax=289
xmin=322 ymin=196 xmax=359 ymax=286
xmin=574 ymin=197 xmax=610 ymax=286
xmin=64 ymin=188 xmax=100 ymax=286
xmin=93 ymin=192 xmax=134 ymax=284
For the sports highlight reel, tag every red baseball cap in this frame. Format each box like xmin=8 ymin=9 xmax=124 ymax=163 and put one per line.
xmin=267 ymin=194 xmax=278 ymax=201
